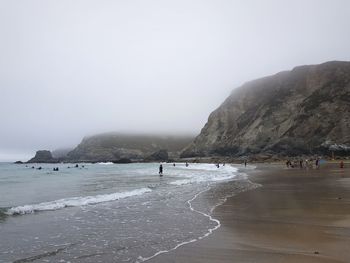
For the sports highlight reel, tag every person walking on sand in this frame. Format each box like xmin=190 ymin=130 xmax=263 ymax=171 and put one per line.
xmin=159 ymin=164 xmax=163 ymax=176
xmin=244 ymin=160 xmax=247 ymax=167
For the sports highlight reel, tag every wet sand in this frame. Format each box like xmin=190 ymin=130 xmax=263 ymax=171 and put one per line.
xmin=149 ymin=163 xmax=350 ymax=263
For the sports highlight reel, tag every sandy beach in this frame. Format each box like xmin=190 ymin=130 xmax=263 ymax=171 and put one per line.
xmin=149 ymin=163 xmax=350 ymax=263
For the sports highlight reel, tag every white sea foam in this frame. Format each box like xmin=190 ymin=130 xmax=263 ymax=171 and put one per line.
xmin=97 ymin=162 xmax=114 ymax=165
xmin=170 ymin=164 xmax=239 ymax=185
xmin=6 ymin=188 xmax=151 ymax=215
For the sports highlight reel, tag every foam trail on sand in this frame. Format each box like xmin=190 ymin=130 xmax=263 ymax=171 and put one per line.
xmin=6 ymin=188 xmax=151 ymax=215
xmin=137 ymin=165 xmax=258 ymax=262
xmin=136 ymin=186 xmax=220 ymax=263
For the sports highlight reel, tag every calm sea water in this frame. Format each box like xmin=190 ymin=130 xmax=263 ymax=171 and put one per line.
xmin=0 ymin=162 xmax=256 ymax=263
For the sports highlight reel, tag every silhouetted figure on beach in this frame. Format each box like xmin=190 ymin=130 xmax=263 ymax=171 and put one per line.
xmin=315 ymin=159 xmax=319 ymax=169
xmin=299 ymin=160 xmax=303 ymax=168
xmin=244 ymin=160 xmax=247 ymax=167
xmin=173 ymin=163 xmax=176 ymax=167
xmin=185 ymin=162 xmax=189 ymax=167
xmin=75 ymin=164 xmax=79 ymax=168
xmin=216 ymin=163 xmax=220 ymax=168
xmin=159 ymin=164 xmax=163 ymax=176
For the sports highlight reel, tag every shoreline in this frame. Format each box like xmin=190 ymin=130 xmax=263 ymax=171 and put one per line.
xmin=138 ymin=165 xmax=257 ymax=262
xmin=148 ymin=163 xmax=350 ymax=263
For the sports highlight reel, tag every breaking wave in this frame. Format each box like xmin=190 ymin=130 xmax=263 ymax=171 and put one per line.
xmin=5 ymin=188 xmax=152 ymax=216
xmin=170 ymin=164 xmax=239 ymax=185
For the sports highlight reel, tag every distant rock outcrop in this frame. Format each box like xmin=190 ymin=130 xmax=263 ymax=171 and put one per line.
xmin=145 ymin=149 xmax=169 ymax=161
xmin=27 ymin=150 xmax=59 ymax=163
xmin=112 ymin=158 xmax=132 ymax=164
xmin=66 ymin=133 xmax=194 ymax=162
xmin=181 ymin=61 xmax=350 ymax=157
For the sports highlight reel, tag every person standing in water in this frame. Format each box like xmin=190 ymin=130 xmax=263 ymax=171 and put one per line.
xmin=159 ymin=164 xmax=163 ymax=176
xmin=244 ymin=160 xmax=247 ymax=167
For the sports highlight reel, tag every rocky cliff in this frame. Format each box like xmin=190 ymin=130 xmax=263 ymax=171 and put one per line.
xmin=181 ymin=61 xmax=350 ymax=157
xmin=66 ymin=133 xmax=193 ymax=162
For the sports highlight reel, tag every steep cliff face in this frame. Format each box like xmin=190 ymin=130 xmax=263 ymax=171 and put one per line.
xmin=67 ymin=133 xmax=194 ymax=162
xmin=181 ymin=61 xmax=350 ymax=157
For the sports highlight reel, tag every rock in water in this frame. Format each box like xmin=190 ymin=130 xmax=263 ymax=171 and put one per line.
xmin=181 ymin=61 xmax=350 ymax=157
xmin=27 ymin=150 xmax=58 ymax=163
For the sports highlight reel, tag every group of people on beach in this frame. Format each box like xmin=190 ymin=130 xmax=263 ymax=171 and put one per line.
xmin=286 ymin=158 xmax=321 ymax=169
xmin=286 ymin=158 xmax=346 ymax=169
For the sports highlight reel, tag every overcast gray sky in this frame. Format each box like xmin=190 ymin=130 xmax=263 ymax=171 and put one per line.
xmin=1 ymin=0 xmax=350 ymax=161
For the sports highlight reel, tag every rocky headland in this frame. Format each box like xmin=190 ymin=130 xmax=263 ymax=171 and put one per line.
xmin=66 ymin=133 xmax=193 ymax=162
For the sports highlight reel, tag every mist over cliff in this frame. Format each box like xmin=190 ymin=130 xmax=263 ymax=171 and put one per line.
xmin=181 ymin=61 xmax=350 ymax=158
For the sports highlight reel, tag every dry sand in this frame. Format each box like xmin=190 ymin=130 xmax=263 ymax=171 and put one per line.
xmin=149 ymin=163 xmax=350 ymax=263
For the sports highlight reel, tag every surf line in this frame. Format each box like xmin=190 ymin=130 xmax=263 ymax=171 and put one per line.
xmin=136 ymin=185 xmax=221 ymax=263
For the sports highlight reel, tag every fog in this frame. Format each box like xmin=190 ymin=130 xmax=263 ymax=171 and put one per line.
xmin=1 ymin=0 xmax=350 ymax=161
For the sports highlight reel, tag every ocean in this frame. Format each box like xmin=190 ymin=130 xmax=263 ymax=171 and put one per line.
xmin=0 ymin=162 xmax=257 ymax=263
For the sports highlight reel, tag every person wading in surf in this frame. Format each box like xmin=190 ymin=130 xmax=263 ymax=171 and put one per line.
xmin=159 ymin=164 xmax=163 ymax=176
